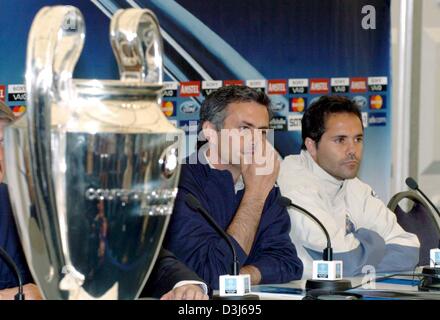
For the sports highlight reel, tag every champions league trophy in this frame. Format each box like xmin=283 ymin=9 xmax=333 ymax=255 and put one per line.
xmin=4 ymin=6 xmax=183 ymax=299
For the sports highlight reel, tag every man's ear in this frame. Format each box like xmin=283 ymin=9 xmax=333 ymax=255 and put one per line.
xmin=305 ymin=137 xmax=318 ymax=160
xmin=202 ymin=121 xmax=217 ymax=144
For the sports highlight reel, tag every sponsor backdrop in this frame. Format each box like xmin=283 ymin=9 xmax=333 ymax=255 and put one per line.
xmin=0 ymin=0 xmax=392 ymax=199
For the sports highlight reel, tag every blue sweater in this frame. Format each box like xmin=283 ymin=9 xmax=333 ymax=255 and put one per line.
xmin=0 ymin=183 xmax=33 ymax=289
xmin=164 ymin=160 xmax=303 ymax=289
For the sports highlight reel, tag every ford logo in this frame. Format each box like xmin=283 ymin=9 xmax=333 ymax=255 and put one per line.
xmin=180 ymin=101 xmax=200 ymax=114
xmin=352 ymin=96 xmax=368 ymax=109
xmin=270 ymin=96 xmax=288 ymax=112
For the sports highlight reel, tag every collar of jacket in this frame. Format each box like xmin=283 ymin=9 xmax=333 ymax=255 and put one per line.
xmin=300 ymin=150 xmax=346 ymax=199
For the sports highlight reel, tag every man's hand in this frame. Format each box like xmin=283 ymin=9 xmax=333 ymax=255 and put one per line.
xmin=226 ymin=136 xmax=280 ymax=254
xmin=0 ymin=283 xmax=43 ymax=300
xmin=160 ymin=284 xmax=208 ymax=300
xmin=240 ymin=265 xmax=262 ymax=285
xmin=241 ymin=135 xmax=280 ymax=198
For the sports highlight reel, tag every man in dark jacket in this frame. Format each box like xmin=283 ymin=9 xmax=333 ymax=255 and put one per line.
xmin=164 ymin=85 xmax=303 ymax=289
xmin=0 ymin=102 xmax=41 ymax=299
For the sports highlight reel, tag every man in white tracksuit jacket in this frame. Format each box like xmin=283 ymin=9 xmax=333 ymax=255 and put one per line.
xmin=278 ymin=95 xmax=420 ymax=279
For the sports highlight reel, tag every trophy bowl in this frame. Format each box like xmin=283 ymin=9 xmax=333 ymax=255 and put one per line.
xmin=4 ymin=6 xmax=183 ymax=299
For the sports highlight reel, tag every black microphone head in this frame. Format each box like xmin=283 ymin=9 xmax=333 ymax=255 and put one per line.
xmin=278 ymin=196 xmax=292 ymax=208
xmin=185 ymin=193 xmax=201 ymax=211
xmin=405 ymin=177 xmax=419 ymax=190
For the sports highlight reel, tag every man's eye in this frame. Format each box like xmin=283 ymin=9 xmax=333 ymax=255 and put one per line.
xmin=355 ymin=137 xmax=363 ymax=143
xmin=335 ymin=138 xmax=344 ymax=143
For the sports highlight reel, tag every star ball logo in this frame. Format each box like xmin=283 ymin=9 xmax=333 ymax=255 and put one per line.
xmin=161 ymin=100 xmax=175 ymax=117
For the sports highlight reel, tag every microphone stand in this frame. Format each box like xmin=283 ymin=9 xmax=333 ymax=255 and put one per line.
xmin=0 ymin=247 xmax=25 ymax=300
xmin=185 ymin=193 xmax=259 ymax=300
xmin=278 ymin=196 xmax=352 ymax=292
xmin=405 ymin=177 xmax=440 ymax=291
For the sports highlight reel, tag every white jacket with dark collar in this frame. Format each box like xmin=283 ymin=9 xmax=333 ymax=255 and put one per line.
xmin=278 ymin=150 xmax=420 ymax=279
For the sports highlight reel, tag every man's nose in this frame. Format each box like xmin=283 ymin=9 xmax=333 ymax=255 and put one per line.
xmin=346 ymin=140 xmax=356 ymax=155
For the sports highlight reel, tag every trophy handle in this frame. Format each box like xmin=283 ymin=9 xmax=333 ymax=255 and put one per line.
xmin=110 ymin=9 xmax=164 ymax=83
xmin=25 ymin=6 xmax=85 ymax=298
xmin=26 ymin=4 xmax=85 ymax=230
xmin=27 ymin=6 xmax=85 ymax=104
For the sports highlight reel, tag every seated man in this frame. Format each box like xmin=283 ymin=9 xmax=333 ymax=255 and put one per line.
xmin=164 ymin=85 xmax=303 ymax=289
xmin=277 ymin=95 xmax=420 ymax=278
xmin=0 ymin=102 xmax=40 ymax=299
xmin=0 ymin=101 xmax=207 ymax=300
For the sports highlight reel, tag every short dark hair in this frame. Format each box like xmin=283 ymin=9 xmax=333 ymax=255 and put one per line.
xmin=301 ymin=95 xmax=363 ymax=149
xmin=197 ymin=85 xmax=273 ymax=149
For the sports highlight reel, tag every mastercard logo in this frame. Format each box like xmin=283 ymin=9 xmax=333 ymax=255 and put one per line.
xmin=370 ymin=95 xmax=383 ymax=109
xmin=161 ymin=101 xmax=175 ymax=117
xmin=12 ymin=105 xmax=26 ymax=115
xmin=291 ymin=97 xmax=305 ymax=112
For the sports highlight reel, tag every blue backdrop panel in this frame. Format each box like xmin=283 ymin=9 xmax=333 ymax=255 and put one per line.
xmin=0 ymin=0 xmax=392 ymax=199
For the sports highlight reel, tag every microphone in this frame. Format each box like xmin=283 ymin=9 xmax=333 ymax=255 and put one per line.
xmin=406 ymin=177 xmax=440 ymax=220
xmin=405 ymin=177 xmax=440 ymax=291
xmin=184 ymin=193 xmax=258 ymax=300
xmin=278 ymin=196 xmax=333 ymax=261
xmin=278 ymin=196 xmax=352 ymax=292
xmin=0 ymin=247 xmax=25 ymax=300
xmin=185 ymin=193 xmax=240 ymax=275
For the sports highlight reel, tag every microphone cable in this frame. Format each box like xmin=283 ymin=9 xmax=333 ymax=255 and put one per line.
xmin=0 ymin=246 xmax=25 ymax=300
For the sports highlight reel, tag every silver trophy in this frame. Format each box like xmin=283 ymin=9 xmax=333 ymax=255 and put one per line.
xmin=4 ymin=6 xmax=183 ymax=299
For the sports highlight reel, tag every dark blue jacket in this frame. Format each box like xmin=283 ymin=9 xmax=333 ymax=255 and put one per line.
xmin=0 ymin=183 xmax=33 ymax=289
xmin=164 ymin=160 xmax=303 ymax=289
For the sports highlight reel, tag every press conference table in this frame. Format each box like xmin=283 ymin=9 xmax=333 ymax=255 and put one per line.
xmin=251 ymin=271 xmax=440 ymax=300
